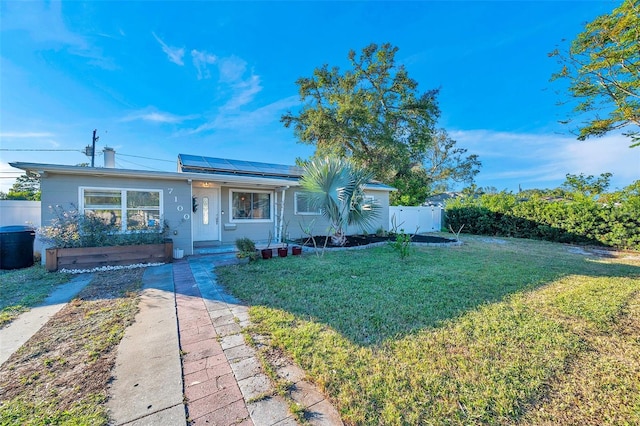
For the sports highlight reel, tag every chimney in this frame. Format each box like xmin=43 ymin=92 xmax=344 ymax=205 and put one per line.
xmin=103 ymin=147 xmax=115 ymax=168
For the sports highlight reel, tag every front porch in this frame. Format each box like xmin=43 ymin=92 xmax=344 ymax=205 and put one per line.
xmin=192 ymin=240 xmax=287 ymax=256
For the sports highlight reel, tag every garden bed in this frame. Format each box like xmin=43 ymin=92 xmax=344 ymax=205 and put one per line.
xmin=295 ymin=234 xmax=455 ymax=248
xmin=45 ymin=240 xmax=173 ymax=272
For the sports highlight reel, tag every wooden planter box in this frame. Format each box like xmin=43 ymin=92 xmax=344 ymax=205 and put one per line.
xmin=46 ymin=240 xmax=173 ymax=272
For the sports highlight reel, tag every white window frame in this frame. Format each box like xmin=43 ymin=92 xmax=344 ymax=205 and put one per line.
xmin=229 ymin=188 xmax=274 ymax=223
xmin=294 ymin=191 xmax=322 ymax=216
xmin=79 ymin=186 xmax=164 ymax=232
xmin=362 ymin=194 xmax=379 ymax=211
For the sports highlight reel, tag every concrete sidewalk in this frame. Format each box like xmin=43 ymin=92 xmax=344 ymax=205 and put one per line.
xmin=3 ymin=255 xmax=342 ymax=425
xmin=107 ymin=264 xmax=186 ymax=425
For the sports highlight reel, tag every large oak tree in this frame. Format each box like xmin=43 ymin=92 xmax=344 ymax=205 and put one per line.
xmin=282 ymin=43 xmax=480 ymax=205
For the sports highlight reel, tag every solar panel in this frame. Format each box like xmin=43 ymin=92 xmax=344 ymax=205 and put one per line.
xmin=205 ymin=158 xmax=237 ymax=170
xmin=179 ymin=154 xmax=210 ymax=168
xmin=231 ymin=160 xmax=262 ymax=173
xmin=178 ymin=154 xmax=304 ymax=178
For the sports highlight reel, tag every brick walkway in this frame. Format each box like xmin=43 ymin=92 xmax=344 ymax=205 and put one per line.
xmin=172 ymin=256 xmax=344 ymax=426
xmin=173 ymin=260 xmax=254 ymax=425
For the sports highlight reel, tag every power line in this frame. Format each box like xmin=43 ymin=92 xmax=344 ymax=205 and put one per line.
xmin=0 ymin=149 xmax=83 ymax=152
xmin=114 ymin=157 xmax=169 ymax=171
xmin=1 ymin=148 xmax=174 ymax=163
xmin=117 ymin=153 xmax=174 ymax=163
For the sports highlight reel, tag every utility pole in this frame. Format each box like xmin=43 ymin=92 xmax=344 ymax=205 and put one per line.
xmin=91 ymin=129 xmax=99 ymax=167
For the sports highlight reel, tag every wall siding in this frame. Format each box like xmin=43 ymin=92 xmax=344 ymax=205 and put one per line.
xmin=38 ymin=173 xmax=394 ymax=250
xmin=40 ymin=173 xmax=193 ymax=258
xmin=219 ymin=186 xmax=391 ymax=244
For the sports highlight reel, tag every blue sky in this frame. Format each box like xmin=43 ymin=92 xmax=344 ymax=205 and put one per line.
xmin=1 ymin=0 xmax=638 ymax=194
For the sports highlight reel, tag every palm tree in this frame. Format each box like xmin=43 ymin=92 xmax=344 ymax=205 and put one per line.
xmin=300 ymin=157 xmax=380 ymax=246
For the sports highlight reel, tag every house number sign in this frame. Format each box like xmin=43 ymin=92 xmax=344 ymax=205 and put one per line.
xmin=168 ymin=187 xmax=190 ymax=220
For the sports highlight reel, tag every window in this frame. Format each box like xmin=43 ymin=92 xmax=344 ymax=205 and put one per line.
xmin=361 ymin=195 xmax=377 ymax=211
xmin=202 ymin=197 xmax=209 ymax=225
xmin=230 ymin=190 xmax=272 ymax=221
xmin=81 ymin=187 xmax=162 ymax=231
xmin=294 ymin=192 xmax=322 ymax=215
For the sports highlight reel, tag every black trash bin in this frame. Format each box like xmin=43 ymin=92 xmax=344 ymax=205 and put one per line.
xmin=0 ymin=225 xmax=36 ymax=270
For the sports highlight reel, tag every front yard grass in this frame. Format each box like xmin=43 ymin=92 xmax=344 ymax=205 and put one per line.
xmin=0 ymin=269 xmax=143 ymax=425
xmin=0 ymin=266 xmax=71 ymax=328
xmin=217 ymin=235 xmax=640 ymax=425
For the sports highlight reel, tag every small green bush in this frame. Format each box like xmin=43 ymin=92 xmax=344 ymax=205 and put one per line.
xmin=388 ymin=230 xmax=412 ymax=259
xmin=235 ymin=237 xmax=257 ymax=260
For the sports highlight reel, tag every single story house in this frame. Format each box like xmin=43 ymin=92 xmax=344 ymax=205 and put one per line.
xmin=422 ymin=192 xmax=463 ymax=208
xmin=10 ymin=150 xmax=395 ymax=259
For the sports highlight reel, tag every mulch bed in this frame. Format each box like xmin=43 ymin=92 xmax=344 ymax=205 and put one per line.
xmin=295 ymin=234 xmax=456 ymax=248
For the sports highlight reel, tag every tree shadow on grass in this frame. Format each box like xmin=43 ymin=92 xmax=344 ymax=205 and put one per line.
xmin=215 ymin=239 xmax=640 ymax=347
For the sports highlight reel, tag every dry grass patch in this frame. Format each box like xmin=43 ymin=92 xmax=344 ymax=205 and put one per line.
xmin=521 ymin=278 xmax=640 ymax=424
xmin=0 ymin=269 xmax=143 ymax=425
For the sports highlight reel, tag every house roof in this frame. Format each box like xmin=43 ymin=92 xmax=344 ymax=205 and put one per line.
xmin=9 ymin=161 xmax=300 ymax=188
xmin=177 ymin=154 xmax=396 ymax=191
xmin=423 ymin=192 xmax=463 ymax=206
xmin=178 ymin=154 xmax=304 ymax=179
xmin=10 ymin=157 xmax=396 ymax=192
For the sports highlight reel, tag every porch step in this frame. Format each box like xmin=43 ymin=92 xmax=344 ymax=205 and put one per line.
xmin=193 ymin=244 xmax=236 ymax=255
xmin=192 ymin=241 xmax=287 ymax=256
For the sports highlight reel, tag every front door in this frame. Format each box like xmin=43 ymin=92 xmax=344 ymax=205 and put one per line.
xmin=192 ymin=187 xmax=219 ymax=241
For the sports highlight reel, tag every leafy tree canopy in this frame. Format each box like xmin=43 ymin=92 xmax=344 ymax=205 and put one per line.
xmin=0 ymin=172 xmax=41 ymax=200
xmin=562 ymin=172 xmax=612 ymax=198
xmin=550 ymin=0 xmax=640 ymax=147
xmin=282 ymin=43 xmax=480 ymax=205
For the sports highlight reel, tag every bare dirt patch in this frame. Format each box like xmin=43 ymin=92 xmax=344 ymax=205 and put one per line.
xmin=0 ymin=269 xmax=144 ymax=423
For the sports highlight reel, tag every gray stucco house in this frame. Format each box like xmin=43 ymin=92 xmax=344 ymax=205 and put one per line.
xmin=10 ymin=151 xmax=394 ymax=258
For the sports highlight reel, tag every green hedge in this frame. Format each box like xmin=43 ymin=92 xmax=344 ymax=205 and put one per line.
xmin=445 ymin=181 xmax=640 ymax=250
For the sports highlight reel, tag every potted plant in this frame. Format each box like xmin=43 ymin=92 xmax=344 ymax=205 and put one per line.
xmin=277 ymin=220 xmax=289 ymax=257
xmin=261 ymin=231 xmax=273 ymax=260
xmin=235 ymin=237 xmax=257 ymax=263
xmin=277 ymin=242 xmax=288 ymax=257
xmin=292 ymin=245 xmax=303 ymax=256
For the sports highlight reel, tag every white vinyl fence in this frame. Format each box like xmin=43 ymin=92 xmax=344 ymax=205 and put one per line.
xmin=0 ymin=200 xmax=43 ymax=255
xmin=389 ymin=206 xmax=443 ymax=234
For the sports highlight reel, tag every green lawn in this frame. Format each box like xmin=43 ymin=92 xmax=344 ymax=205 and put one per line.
xmin=217 ymin=235 xmax=640 ymax=425
xmin=0 ymin=266 xmax=71 ymax=328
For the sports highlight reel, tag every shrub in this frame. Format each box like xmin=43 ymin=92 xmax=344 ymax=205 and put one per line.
xmin=445 ymin=181 xmax=640 ymax=250
xmin=388 ymin=230 xmax=412 ymax=259
xmin=39 ymin=205 xmax=168 ymax=248
xmin=235 ymin=237 xmax=258 ymax=261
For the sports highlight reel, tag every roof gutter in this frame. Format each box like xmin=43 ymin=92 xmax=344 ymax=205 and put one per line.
xmin=9 ymin=162 xmax=300 ymax=188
